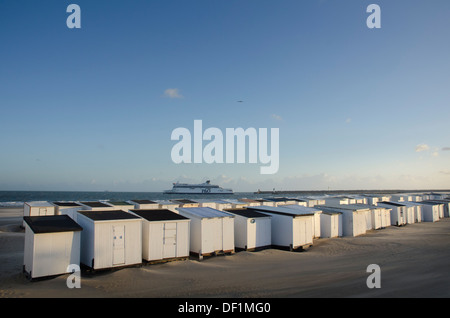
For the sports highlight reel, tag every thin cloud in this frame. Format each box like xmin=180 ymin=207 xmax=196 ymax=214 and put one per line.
xmin=345 ymin=118 xmax=352 ymax=124
xmin=442 ymin=147 xmax=450 ymax=151
xmin=164 ymin=88 xmax=183 ymax=99
xmin=415 ymin=144 xmax=429 ymax=152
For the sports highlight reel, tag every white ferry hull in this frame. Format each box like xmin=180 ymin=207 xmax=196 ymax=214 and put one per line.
xmin=164 ymin=180 xmax=233 ymax=195
xmin=164 ymin=188 xmax=233 ymax=194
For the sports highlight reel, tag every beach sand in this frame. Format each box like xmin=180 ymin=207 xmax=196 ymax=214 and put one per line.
xmin=1 ymin=207 xmax=449 ymax=298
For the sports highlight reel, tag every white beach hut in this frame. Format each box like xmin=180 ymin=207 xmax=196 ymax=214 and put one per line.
xmin=403 ymin=201 xmax=423 ymax=222
xmin=323 ymin=197 xmax=349 ymax=205
xmin=23 ymin=201 xmax=55 ymax=226
xmin=224 ymin=208 xmax=271 ymax=251
xmin=403 ymin=203 xmax=415 ymax=224
xmin=368 ymin=205 xmax=383 ymax=229
xmin=24 ymin=201 xmax=55 ymax=217
xmin=212 ymin=200 xmax=234 ymax=211
xmin=192 ymin=199 xmax=218 ymax=209
xmin=376 ymin=202 xmax=407 ymax=226
xmin=23 ymin=215 xmax=82 ymax=280
xmin=321 ymin=204 xmax=373 ymax=231
xmin=362 ymin=195 xmax=380 ymax=205
xmin=349 ymin=195 xmax=368 ymax=205
xmin=275 ymin=198 xmax=308 ymax=207
xmin=426 ymin=200 xmax=449 ymax=217
xmin=247 ymin=206 xmax=314 ymax=251
xmin=316 ymin=205 xmax=367 ymax=237
xmin=254 ymin=199 xmax=277 ymax=207
xmin=374 ymin=194 xmax=392 ymax=202
xmin=176 ymin=207 xmax=235 ymax=260
xmin=130 ymin=209 xmax=190 ymax=262
xmin=409 ymin=194 xmax=424 ymax=202
xmin=395 ymin=201 xmax=419 ymax=224
xmin=429 ymin=192 xmax=446 ymax=200
xmin=423 ymin=200 xmax=445 ymax=219
xmin=419 ymin=202 xmax=441 ymax=222
xmin=296 ymin=197 xmax=317 ymax=207
xmin=301 ymin=196 xmax=326 ymax=207
xmin=129 ymin=199 xmax=160 ymax=210
xmin=156 ymin=200 xmax=180 ymax=213
xmin=390 ymin=194 xmax=412 ymax=202
xmin=238 ymin=198 xmax=262 ymax=207
xmin=52 ymin=201 xmax=83 ymax=221
xmin=78 ymin=201 xmax=115 ymax=211
xmin=280 ymin=205 xmax=322 ymax=238
xmin=378 ymin=206 xmax=392 ymax=228
xmin=106 ymin=201 xmax=135 ymax=212
xmin=222 ymin=199 xmax=248 ymax=209
xmin=285 ymin=198 xmax=309 ymax=206
xmin=319 ymin=211 xmax=342 ymax=238
xmin=341 ymin=196 xmax=357 ymax=204
xmin=354 ymin=204 xmax=390 ymax=230
xmin=266 ymin=197 xmax=300 ymax=206
xmin=354 ymin=204 xmax=372 ymax=230
xmin=76 ymin=210 xmax=142 ymax=270
xmin=171 ymin=199 xmax=200 ymax=208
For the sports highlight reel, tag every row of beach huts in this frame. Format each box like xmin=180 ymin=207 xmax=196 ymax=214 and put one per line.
xmin=22 ymin=192 xmax=450 ymax=280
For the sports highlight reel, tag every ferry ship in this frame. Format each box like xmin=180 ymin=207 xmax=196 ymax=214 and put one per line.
xmin=163 ymin=180 xmax=233 ymax=194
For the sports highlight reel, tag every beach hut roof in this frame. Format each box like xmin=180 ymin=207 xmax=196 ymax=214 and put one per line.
xmin=79 ymin=201 xmax=111 ymax=208
xmin=108 ymin=201 xmax=133 ymax=206
xmin=156 ymin=200 xmax=179 ymax=205
xmin=224 ymin=208 xmax=271 ymax=218
xmin=172 ymin=199 xmax=197 ymax=204
xmin=192 ymin=199 xmax=215 ymax=203
xmin=248 ymin=206 xmax=315 ymax=217
xmin=25 ymin=201 xmax=53 ymax=207
xmin=177 ymin=207 xmax=234 ymax=218
xmin=53 ymin=201 xmax=82 ymax=207
xmin=24 ymin=215 xmax=83 ymax=234
xmin=379 ymin=201 xmax=405 ymax=207
xmin=420 ymin=201 xmax=443 ymax=206
xmin=266 ymin=197 xmax=289 ymax=202
xmin=238 ymin=198 xmax=260 ymax=203
xmin=78 ymin=210 xmax=140 ymax=221
xmin=286 ymin=198 xmax=307 ymax=202
xmin=313 ymin=206 xmax=350 ymax=214
xmin=212 ymin=199 xmax=233 ymax=204
xmin=280 ymin=205 xmax=322 ymax=213
xmin=130 ymin=199 xmax=158 ymax=204
xmin=131 ymin=209 xmax=189 ymax=222
xmin=315 ymin=203 xmax=371 ymax=211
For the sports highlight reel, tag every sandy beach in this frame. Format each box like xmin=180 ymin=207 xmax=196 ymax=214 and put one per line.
xmin=1 ymin=207 xmax=449 ymax=298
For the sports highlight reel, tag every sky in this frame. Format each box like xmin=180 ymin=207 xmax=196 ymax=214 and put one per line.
xmin=0 ymin=0 xmax=449 ymax=192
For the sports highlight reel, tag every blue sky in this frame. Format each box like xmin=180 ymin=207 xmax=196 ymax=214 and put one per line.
xmin=0 ymin=0 xmax=449 ymax=192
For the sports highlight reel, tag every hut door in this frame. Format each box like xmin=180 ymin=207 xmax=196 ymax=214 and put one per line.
xmin=163 ymin=223 xmax=177 ymax=259
xmin=112 ymin=225 xmax=125 ymax=265
xmin=39 ymin=208 xmax=47 ymax=216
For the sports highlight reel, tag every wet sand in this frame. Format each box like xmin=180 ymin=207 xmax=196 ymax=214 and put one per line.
xmin=1 ymin=207 xmax=449 ymax=298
